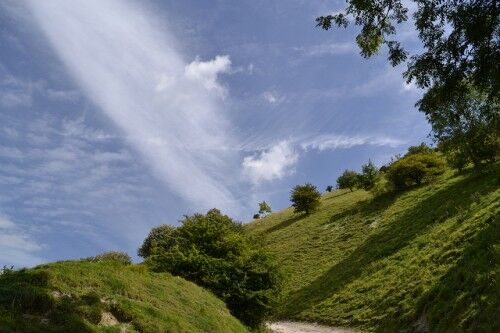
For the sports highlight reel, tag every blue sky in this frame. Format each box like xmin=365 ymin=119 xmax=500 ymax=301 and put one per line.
xmin=0 ymin=0 xmax=429 ymax=266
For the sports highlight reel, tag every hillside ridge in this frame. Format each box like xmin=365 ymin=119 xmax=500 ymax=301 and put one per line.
xmin=247 ymin=166 xmax=499 ymax=332
xmin=0 ymin=260 xmax=248 ymax=333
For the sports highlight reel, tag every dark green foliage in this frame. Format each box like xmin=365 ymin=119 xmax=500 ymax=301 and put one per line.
xmin=420 ymin=85 xmax=499 ymax=168
xmin=253 ymin=214 xmax=260 ymax=219
xmin=443 ymin=147 xmax=469 ymax=172
xmin=316 ymin=0 xmax=499 ymax=101
xmin=138 ymin=224 xmax=177 ymax=258
xmin=336 ymin=169 xmax=359 ymax=191
xmin=89 ymin=251 xmax=132 ymax=265
xmin=144 ymin=209 xmax=282 ymax=328
xmin=407 ymin=142 xmax=433 ymax=156
xmin=258 ymin=201 xmax=272 ymax=215
xmin=386 ymin=152 xmax=446 ymax=191
xmin=325 ymin=185 xmax=333 ymax=192
xmin=290 ymin=183 xmax=321 ymax=215
xmin=359 ymin=160 xmax=379 ymax=190
xmin=316 ymin=1 xmax=499 ymax=170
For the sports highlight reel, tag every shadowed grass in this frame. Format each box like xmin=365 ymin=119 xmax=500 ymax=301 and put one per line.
xmin=246 ymin=165 xmax=499 ymax=332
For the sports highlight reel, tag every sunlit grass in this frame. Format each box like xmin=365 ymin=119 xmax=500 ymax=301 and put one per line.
xmin=0 ymin=260 xmax=248 ymax=333
xmin=247 ymin=165 xmax=499 ymax=332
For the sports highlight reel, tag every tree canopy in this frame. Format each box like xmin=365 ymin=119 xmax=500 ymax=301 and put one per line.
xmin=258 ymin=201 xmax=272 ymax=215
xmin=316 ymin=0 xmax=499 ymax=102
xmin=360 ymin=160 xmax=379 ymax=190
xmin=336 ymin=169 xmax=359 ymax=191
xmin=140 ymin=209 xmax=282 ymax=328
xmin=290 ymin=183 xmax=321 ymax=215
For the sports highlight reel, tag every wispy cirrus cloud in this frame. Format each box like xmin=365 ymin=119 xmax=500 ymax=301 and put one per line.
xmin=26 ymin=0 xmax=240 ymax=212
xmin=294 ymin=42 xmax=355 ymax=57
xmin=241 ymin=134 xmax=404 ymax=185
xmin=0 ymin=214 xmax=44 ymax=267
xmin=301 ymin=134 xmax=405 ymax=151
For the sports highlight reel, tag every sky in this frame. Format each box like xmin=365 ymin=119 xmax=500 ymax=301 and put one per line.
xmin=0 ymin=0 xmax=430 ymax=267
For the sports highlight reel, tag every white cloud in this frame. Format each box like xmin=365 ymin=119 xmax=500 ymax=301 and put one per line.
xmin=262 ymin=90 xmax=286 ymax=105
xmin=295 ymin=42 xmax=354 ymax=57
xmin=26 ymin=0 xmax=239 ymax=212
xmin=242 ymin=141 xmax=298 ymax=184
xmin=185 ymin=55 xmax=232 ymax=97
xmin=0 ymin=214 xmax=44 ymax=267
xmin=301 ymin=134 xmax=405 ymax=151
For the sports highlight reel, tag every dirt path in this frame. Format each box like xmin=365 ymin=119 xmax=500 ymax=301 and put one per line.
xmin=266 ymin=321 xmax=359 ymax=333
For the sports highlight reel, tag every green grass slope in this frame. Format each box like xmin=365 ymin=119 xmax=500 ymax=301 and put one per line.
xmin=0 ymin=260 xmax=248 ymax=333
xmin=247 ymin=166 xmax=499 ymax=332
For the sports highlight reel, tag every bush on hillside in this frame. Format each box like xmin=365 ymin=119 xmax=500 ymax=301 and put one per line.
xmin=138 ymin=224 xmax=177 ymax=258
xmin=325 ymin=185 xmax=334 ymax=192
xmin=88 ymin=251 xmax=132 ymax=265
xmin=407 ymin=142 xmax=433 ymax=155
xmin=336 ymin=169 xmax=359 ymax=191
xmin=386 ymin=152 xmax=446 ymax=191
xmin=258 ymin=201 xmax=272 ymax=215
xmin=290 ymin=183 xmax=321 ymax=215
xmin=359 ymin=160 xmax=379 ymax=190
xmin=141 ymin=209 xmax=282 ymax=328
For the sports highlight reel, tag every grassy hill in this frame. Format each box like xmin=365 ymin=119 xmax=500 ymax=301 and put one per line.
xmin=247 ymin=166 xmax=499 ymax=332
xmin=0 ymin=260 xmax=248 ymax=333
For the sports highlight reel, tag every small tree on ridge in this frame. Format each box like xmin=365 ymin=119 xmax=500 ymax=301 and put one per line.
xmin=290 ymin=183 xmax=321 ymax=215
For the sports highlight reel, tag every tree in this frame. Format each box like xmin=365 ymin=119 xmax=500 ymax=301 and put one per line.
xmin=290 ymin=183 xmax=321 ymax=215
xmin=386 ymin=152 xmax=446 ymax=191
xmin=419 ymin=85 xmax=499 ymax=167
xmin=258 ymin=201 xmax=272 ymax=216
xmin=325 ymin=185 xmax=334 ymax=192
xmin=316 ymin=1 xmax=499 ymax=103
xmin=359 ymin=160 xmax=379 ymax=190
xmin=336 ymin=169 xmax=359 ymax=191
xmin=138 ymin=224 xmax=177 ymax=258
xmin=142 ymin=209 xmax=282 ymax=328
xmin=407 ymin=143 xmax=433 ymax=156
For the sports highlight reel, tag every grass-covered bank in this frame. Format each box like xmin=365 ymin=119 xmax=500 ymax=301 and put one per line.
xmin=247 ymin=166 xmax=499 ymax=332
xmin=0 ymin=260 xmax=248 ymax=333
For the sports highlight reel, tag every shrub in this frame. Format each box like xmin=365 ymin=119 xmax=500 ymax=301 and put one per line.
xmin=325 ymin=185 xmax=333 ymax=192
xmin=386 ymin=152 xmax=446 ymax=191
xmin=407 ymin=142 xmax=433 ymax=155
xmin=253 ymin=213 xmax=260 ymax=219
xmin=290 ymin=183 xmax=321 ymax=215
xmin=336 ymin=169 xmax=359 ymax=191
xmin=143 ymin=209 xmax=282 ymax=328
xmin=90 ymin=251 xmax=131 ymax=265
xmin=258 ymin=201 xmax=272 ymax=215
xmin=138 ymin=225 xmax=177 ymax=258
xmin=359 ymin=160 xmax=379 ymax=190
